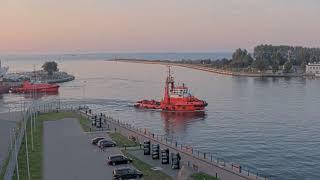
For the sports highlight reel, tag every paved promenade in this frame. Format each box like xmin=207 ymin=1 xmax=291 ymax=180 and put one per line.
xmin=0 ymin=112 xmax=22 ymax=171
xmin=43 ymin=118 xmax=130 ymax=180
xmin=104 ymin=117 xmax=264 ymax=180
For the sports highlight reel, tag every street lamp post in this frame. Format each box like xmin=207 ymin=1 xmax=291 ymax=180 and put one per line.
xmin=83 ymin=80 xmax=87 ymax=107
xmin=15 ymin=128 xmax=20 ymax=180
xmin=24 ymin=116 xmax=31 ymax=180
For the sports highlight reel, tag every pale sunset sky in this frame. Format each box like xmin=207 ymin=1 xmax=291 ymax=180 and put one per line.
xmin=0 ymin=0 xmax=319 ymax=53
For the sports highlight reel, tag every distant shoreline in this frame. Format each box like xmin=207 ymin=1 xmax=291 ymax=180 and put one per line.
xmin=110 ymin=59 xmax=309 ymax=78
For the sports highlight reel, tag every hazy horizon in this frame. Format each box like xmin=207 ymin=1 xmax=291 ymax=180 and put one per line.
xmin=1 ymin=0 xmax=320 ymax=54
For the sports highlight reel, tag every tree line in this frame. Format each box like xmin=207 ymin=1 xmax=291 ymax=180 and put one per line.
xmin=175 ymin=45 xmax=320 ymax=73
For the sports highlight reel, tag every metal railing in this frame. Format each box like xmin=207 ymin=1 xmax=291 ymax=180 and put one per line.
xmin=80 ymin=106 xmax=270 ymax=180
xmin=2 ymin=101 xmax=270 ymax=180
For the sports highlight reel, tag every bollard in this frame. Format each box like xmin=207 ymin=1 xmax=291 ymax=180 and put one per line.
xmin=216 ymin=173 xmax=218 ymax=179
xmin=204 ymin=153 xmax=206 ymax=159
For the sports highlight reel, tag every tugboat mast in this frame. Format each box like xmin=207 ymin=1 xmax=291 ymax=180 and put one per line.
xmin=164 ymin=66 xmax=171 ymax=104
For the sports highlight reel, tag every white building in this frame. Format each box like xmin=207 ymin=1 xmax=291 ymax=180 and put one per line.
xmin=306 ymin=63 xmax=320 ymax=76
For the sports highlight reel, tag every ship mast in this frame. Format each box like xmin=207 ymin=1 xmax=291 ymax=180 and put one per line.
xmin=164 ymin=65 xmax=174 ymax=104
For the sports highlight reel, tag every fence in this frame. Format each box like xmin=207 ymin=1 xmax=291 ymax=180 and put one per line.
xmin=2 ymin=101 xmax=270 ymax=180
xmin=2 ymin=100 xmax=77 ymax=180
xmin=80 ymin=107 xmax=270 ymax=180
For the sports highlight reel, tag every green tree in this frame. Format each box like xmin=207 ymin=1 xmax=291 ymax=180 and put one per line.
xmin=42 ymin=61 xmax=58 ymax=75
xmin=253 ymin=59 xmax=268 ymax=72
xmin=230 ymin=49 xmax=253 ymax=68
xmin=283 ymin=61 xmax=293 ymax=73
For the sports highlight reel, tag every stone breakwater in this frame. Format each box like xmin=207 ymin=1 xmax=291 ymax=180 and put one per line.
xmin=3 ymin=71 xmax=75 ymax=84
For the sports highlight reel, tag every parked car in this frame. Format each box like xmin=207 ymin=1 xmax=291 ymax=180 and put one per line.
xmin=107 ymin=154 xmax=133 ymax=166
xmin=98 ymin=140 xmax=117 ymax=148
xmin=171 ymin=153 xmax=181 ymax=169
xmin=91 ymin=137 xmax=105 ymax=145
xmin=113 ymin=167 xmax=143 ymax=179
xmin=152 ymin=144 xmax=160 ymax=159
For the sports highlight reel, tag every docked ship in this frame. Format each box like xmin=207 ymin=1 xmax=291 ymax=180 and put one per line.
xmin=0 ymin=60 xmax=10 ymax=94
xmin=134 ymin=66 xmax=207 ymax=112
xmin=10 ymin=81 xmax=60 ymax=93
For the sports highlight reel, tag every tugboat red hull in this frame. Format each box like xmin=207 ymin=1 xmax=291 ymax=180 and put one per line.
xmin=134 ymin=99 xmax=207 ymax=112
xmin=135 ymin=66 xmax=207 ymax=112
xmin=10 ymin=81 xmax=59 ymax=94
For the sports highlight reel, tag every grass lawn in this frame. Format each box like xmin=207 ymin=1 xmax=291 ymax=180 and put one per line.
xmin=191 ymin=172 xmax=219 ymax=180
xmin=108 ymin=132 xmax=138 ymax=147
xmin=12 ymin=111 xmax=86 ymax=180
xmin=122 ymin=150 xmax=172 ymax=180
xmin=0 ymin=149 xmax=12 ymax=179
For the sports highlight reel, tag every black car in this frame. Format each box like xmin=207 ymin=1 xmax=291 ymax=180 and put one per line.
xmin=113 ymin=167 xmax=143 ymax=179
xmin=171 ymin=153 xmax=181 ymax=169
xmin=107 ymin=154 xmax=133 ymax=166
xmin=91 ymin=137 xmax=105 ymax=145
xmin=98 ymin=140 xmax=117 ymax=148
xmin=152 ymin=144 xmax=160 ymax=159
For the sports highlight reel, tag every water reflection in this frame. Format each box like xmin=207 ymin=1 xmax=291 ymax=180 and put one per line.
xmin=161 ymin=111 xmax=206 ymax=134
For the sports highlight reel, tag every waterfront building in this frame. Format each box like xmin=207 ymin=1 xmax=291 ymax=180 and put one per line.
xmin=306 ymin=62 xmax=320 ymax=76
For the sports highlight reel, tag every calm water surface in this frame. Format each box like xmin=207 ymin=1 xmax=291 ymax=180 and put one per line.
xmin=1 ymin=59 xmax=320 ymax=180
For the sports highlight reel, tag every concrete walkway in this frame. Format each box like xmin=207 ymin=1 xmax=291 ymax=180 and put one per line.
xmin=43 ymin=118 xmax=130 ymax=180
xmin=104 ymin=117 xmax=260 ymax=180
xmin=127 ymin=149 xmax=197 ymax=179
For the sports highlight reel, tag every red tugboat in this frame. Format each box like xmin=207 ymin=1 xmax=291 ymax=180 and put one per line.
xmin=10 ymin=81 xmax=59 ymax=93
xmin=134 ymin=66 xmax=207 ymax=112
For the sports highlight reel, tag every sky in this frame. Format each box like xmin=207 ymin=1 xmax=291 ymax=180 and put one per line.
xmin=0 ymin=0 xmax=320 ymax=54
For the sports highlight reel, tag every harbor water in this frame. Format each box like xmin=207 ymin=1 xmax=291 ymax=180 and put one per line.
xmin=1 ymin=56 xmax=320 ymax=180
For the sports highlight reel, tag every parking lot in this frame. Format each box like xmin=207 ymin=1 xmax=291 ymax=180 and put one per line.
xmin=43 ymin=118 xmax=134 ymax=180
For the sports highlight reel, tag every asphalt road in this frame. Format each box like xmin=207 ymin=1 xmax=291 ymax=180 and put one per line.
xmin=43 ymin=118 xmax=133 ymax=180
